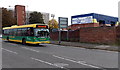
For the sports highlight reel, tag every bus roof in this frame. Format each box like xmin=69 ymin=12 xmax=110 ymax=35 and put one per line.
xmin=3 ymin=24 xmax=48 ymax=30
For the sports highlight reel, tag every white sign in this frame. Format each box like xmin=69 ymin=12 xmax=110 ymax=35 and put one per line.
xmin=72 ymin=16 xmax=93 ymax=24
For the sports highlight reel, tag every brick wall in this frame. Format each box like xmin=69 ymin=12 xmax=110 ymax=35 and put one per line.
xmin=50 ymin=30 xmax=80 ymax=42
xmin=50 ymin=31 xmax=59 ymax=40
xmin=116 ymin=26 xmax=120 ymax=45
xmin=50 ymin=26 xmax=120 ymax=45
xmin=68 ymin=30 xmax=80 ymax=41
xmin=79 ymin=27 xmax=117 ymax=44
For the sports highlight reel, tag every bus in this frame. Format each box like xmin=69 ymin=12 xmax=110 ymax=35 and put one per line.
xmin=2 ymin=24 xmax=50 ymax=45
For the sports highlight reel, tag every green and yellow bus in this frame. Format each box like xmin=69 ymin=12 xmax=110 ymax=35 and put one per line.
xmin=2 ymin=24 xmax=50 ymax=45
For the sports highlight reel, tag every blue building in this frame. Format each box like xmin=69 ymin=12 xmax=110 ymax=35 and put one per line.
xmin=71 ymin=13 xmax=118 ymax=26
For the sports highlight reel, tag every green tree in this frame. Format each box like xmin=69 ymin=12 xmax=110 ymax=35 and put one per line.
xmin=2 ymin=8 xmax=17 ymax=27
xmin=29 ymin=11 xmax=44 ymax=24
xmin=48 ymin=19 xmax=58 ymax=31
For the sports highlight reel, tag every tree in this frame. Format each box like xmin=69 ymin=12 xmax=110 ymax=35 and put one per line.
xmin=48 ymin=19 xmax=58 ymax=31
xmin=29 ymin=11 xmax=44 ymax=24
xmin=2 ymin=8 xmax=17 ymax=27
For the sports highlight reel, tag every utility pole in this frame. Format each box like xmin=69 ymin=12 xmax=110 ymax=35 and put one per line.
xmin=67 ymin=30 xmax=69 ymax=41
xmin=58 ymin=17 xmax=61 ymax=44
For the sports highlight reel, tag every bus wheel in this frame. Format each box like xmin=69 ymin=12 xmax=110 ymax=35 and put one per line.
xmin=7 ymin=37 xmax=9 ymax=41
xmin=22 ymin=39 xmax=26 ymax=45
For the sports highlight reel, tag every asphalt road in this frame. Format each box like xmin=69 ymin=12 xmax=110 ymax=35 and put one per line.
xmin=1 ymin=39 xmax=119 ymax=70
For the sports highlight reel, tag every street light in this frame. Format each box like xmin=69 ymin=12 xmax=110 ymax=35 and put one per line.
xmin=8 ymin=5 xmax=14 ymax=17
xmin=26 ymin=5 xmax=29 ymax=25
xmin=8 ymin=5 xmax=14 ymax=10
xmin=51 ymin=14 xmax=55 ymax=19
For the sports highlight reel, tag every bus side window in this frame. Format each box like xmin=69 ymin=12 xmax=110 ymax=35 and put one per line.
xmin=7 ymin=29 xmax=11 ymax=35
xmin=10 ymin=29 xmax=12 ymax=35
xmin=4 ymin=30 xmax=6 ymax=35
xmin=25 ymin=28 xmax=28 ymax=36
xmin=5 ymin=30 xmax=7 ymax=35
xmin=13 ymin=29 xmax=17 ymax=36
xmin=22 ymin=28 xmax=28 ymax=36
xmin=21 ymin=28 xmax=24 ymax=36
xmin=7 ymin=29 xmax=10 ymax=35
xmin=17 ymin=28 xmax=22 ymax=36
xmin=5 ymin=29 xmax=9 ymax=35
xmin=2 ymin=30 xmax=4 ymax=35
xmin=27 ymin=27 xmax=33 ymax=36
xmin=16 ymin=29 xmax=18 ymax=36
xmin=15 ymin=29 xmax=17 ymax=36
xmin=27 ymin=28 xmax=30 ymax=36
xmin=21 ymin=28 xmax=26 ymax=36
xmin=11 ymin=29 xmax=13 ymax=35
xmin=11 ymin=29 xmax=14 ymax=36
xmin=30 ymin=27 xmax=34 ymax=36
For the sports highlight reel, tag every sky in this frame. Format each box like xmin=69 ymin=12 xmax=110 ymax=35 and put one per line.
xmin=0 ymin=0 xmax=120 ymax=25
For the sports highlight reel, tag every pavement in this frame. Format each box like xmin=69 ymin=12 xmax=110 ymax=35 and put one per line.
xmin=2 ymin=39 xmax=118 ymax=69
xmin=50 ymin=41 xmax=119 ymax=52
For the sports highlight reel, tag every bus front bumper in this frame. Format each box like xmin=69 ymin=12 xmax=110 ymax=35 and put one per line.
xmin=26 ymin=41 xmax=50 ymax=44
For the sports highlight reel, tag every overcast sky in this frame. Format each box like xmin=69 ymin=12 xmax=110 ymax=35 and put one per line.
xmin=0 ymin=0 xmax=119 ymax=25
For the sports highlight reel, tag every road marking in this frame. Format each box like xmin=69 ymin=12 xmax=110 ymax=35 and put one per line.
xmin=96 ymin=49 xmax=118 ymax=53
xmin=21 ymin=47 xmax=55 ymax=54
xmin=53 ymin=55 xmax=100 ymax=68
xmin=72 ymin=47 xmax=86 ymax=49
xmin=53 ymin=63 xmax=69 ymax=67
xmin=6 ymin=43 xmax=18 ymax=46
xmin=2 ymin=48 xmax=18 ymax=54
xmin=10 ymin=44 xmax=18 ymax=46
xmin=22 ymin=47 xmax=39 ymax=53
xmin=60 ymin=46 xmax=65 ymax=47
xmin=106 ymin=51 xmax=118 ymax=53
xmin=31 ymin=57 xmax=64 ymax=68
xmin=95 ymin=45 xmax=110 ymax=48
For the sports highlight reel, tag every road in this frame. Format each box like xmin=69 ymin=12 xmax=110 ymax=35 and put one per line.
xmin=1 ymin=39 xmax=119 ymax=70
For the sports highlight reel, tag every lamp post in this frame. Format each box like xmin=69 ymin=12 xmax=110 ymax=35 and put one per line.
xmin=8 ymin=5 xmax=13 ymax=10
xmin=8 ymin=5 xmax=15 ymax=24
xmin=8 ymin=5 xmax=14 ymax=14
xmin=51 ymin=14 xmax=55 ymax=19
xmin=26 ymin=5 xmax=29 ymax=24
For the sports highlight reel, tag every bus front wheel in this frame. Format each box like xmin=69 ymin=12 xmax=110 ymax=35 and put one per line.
xmin=22 ymin=39 xmax=26 ymax=45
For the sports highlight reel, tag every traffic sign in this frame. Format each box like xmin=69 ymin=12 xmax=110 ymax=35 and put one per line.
xmin=58 ymin=17 xmax=68 ymax=29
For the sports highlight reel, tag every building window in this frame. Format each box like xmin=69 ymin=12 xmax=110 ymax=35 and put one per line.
xmin=99 ymin=20 xmax=105 ymax=27
xmin=111 ymin=21 xmax=115 ymax=26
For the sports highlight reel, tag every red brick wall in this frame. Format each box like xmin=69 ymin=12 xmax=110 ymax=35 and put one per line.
xmin=116 ymin=26 xmax=120 ymax=38
xmin=50 ymin=27 xmax=120 ymax=45
xmin=68 ymin=30 xmax=80 ymax=41
xmin=116 ymin=26 xmax=120 ymax=44
xmin=50 ymin=31 xmax=59 ymax=40
xmin=79 ymin=27 xmax=117 ymax=44
xmin=50 ymin=30 xmax=80 ymax=41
